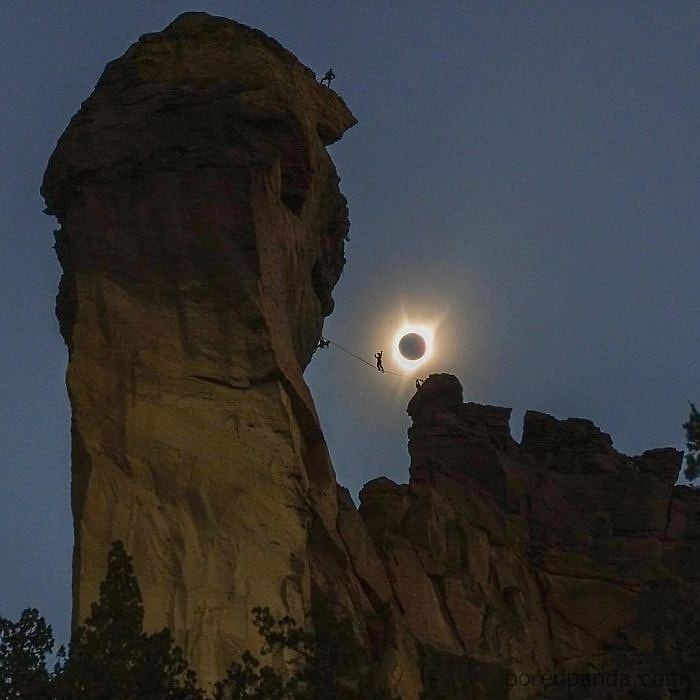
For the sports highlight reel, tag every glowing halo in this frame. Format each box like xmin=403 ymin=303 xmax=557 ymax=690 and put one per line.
xmin=392 ymin=324 xmax=434 ymax=371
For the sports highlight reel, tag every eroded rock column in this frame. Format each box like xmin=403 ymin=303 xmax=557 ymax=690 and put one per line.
xmin=42 ymin=12 xmax=355 ymax=687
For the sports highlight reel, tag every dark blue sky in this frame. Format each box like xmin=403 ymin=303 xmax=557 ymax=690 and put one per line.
xmin=2 ymin=2 xmax=698 ymax=649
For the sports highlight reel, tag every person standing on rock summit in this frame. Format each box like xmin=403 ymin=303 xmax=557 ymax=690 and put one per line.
xmin=320 ymin=68 xmax=335 ymax=87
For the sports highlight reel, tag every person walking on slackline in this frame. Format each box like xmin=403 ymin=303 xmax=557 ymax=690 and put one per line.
xmin=374 ymin=350 xmax=384 ymax=372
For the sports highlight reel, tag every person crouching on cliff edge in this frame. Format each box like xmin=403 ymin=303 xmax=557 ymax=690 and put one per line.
xmin=319 ymin=68 xmax=335 ymax=87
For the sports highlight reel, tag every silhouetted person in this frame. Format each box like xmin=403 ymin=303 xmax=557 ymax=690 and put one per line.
xmin=415 ymin=378 xmax=424 ymax=390
xmin=374 ymin=351 xmax=384 ymax=372
xmin=318 ymin=337 xmax=330 ymax=349
xmin=320 ymin=68 xmax=335 ymax=87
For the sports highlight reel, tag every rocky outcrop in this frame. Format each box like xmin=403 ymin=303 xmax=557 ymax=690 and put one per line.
xmin=352 ymin=374 xmax=700 ymax=698
xmin=43 ymin=12 xmax=699 ymax=698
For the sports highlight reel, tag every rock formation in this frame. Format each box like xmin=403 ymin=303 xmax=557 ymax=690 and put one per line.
xmin=43 ymin=12 xmax=699 ymax=698
xmin=42 ymin=11 xmax=355 ymax=687
xmin=356 ymin=374 xmax=700 ymax=698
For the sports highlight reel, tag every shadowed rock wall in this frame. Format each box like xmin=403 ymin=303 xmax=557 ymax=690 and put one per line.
xmin=353 ymin=374 xmax=700 ymax=698
xmin=43 ymin=13 xmax=700 ymax=698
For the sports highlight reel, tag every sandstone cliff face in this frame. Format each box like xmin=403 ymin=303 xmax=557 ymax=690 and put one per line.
xmin=42 ymin=12 xmax=355 ymax=687
xmin=43 ymin=13 xmax=699 ymax=699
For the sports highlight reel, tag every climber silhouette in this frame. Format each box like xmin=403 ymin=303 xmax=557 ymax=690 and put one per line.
xmin=374 ymin=351 xmax=384 ymax=372
xmin=320 ymin=68 xmax=335 ymax=87
xmin=317 ymin=337 xmax=330 ymax=350
xmin=415 ymin=378 xmax=424 ymax=390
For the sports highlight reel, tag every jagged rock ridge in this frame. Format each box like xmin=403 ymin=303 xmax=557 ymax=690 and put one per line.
xmin=354 ymin=374 xmax=700 ymax=697
xmin=43 ymin=13 xmax=699 ymax=698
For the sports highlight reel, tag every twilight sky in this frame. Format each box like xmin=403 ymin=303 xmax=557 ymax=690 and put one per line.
xmin=1 ymin=1 xmax=698 ymax=649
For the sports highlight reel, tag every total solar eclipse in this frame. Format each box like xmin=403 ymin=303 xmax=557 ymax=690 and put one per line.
xmin=398 ymin=332 xmax=427 ymax=361
xmin=393 ymin=323 xmax=434 ymax=370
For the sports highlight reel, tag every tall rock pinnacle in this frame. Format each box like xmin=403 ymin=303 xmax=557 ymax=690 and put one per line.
xmin=42 ymin=12 xmax=355 ymax=686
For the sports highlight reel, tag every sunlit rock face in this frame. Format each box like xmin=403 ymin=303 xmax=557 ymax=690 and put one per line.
xmin=43 ymin=12 xmax=700 ymax=698
xmin=42 ymin=12 xmax=356 ymax=688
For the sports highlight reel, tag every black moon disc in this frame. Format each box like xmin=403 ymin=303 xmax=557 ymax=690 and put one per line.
xmin=398 ymin=332 xmax=426 ymax=361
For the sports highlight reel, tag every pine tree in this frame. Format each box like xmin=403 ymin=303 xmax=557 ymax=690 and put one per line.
xmin=54 ymin=541 xmax=203 ymax=700
xmin=683 ymin=402 xmax=700 ymax=482
xmin=215 ymin=601 xmax=397 ymax=700
xmin=0 ymin=607 xmax=54 ymax=700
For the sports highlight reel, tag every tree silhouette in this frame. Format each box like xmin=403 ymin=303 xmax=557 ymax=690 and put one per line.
xmin=0 ymin=607 xmax=54 ymax=700
xmin=214 ymin=606 xmax=314 ymax=699
xmin=684 ymin=402 xmax=700 ymax=482
xmin=214 ymin=599 xmax=396 ymax=700
xmin=54 ymin=541 xmax=203 ymax=700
